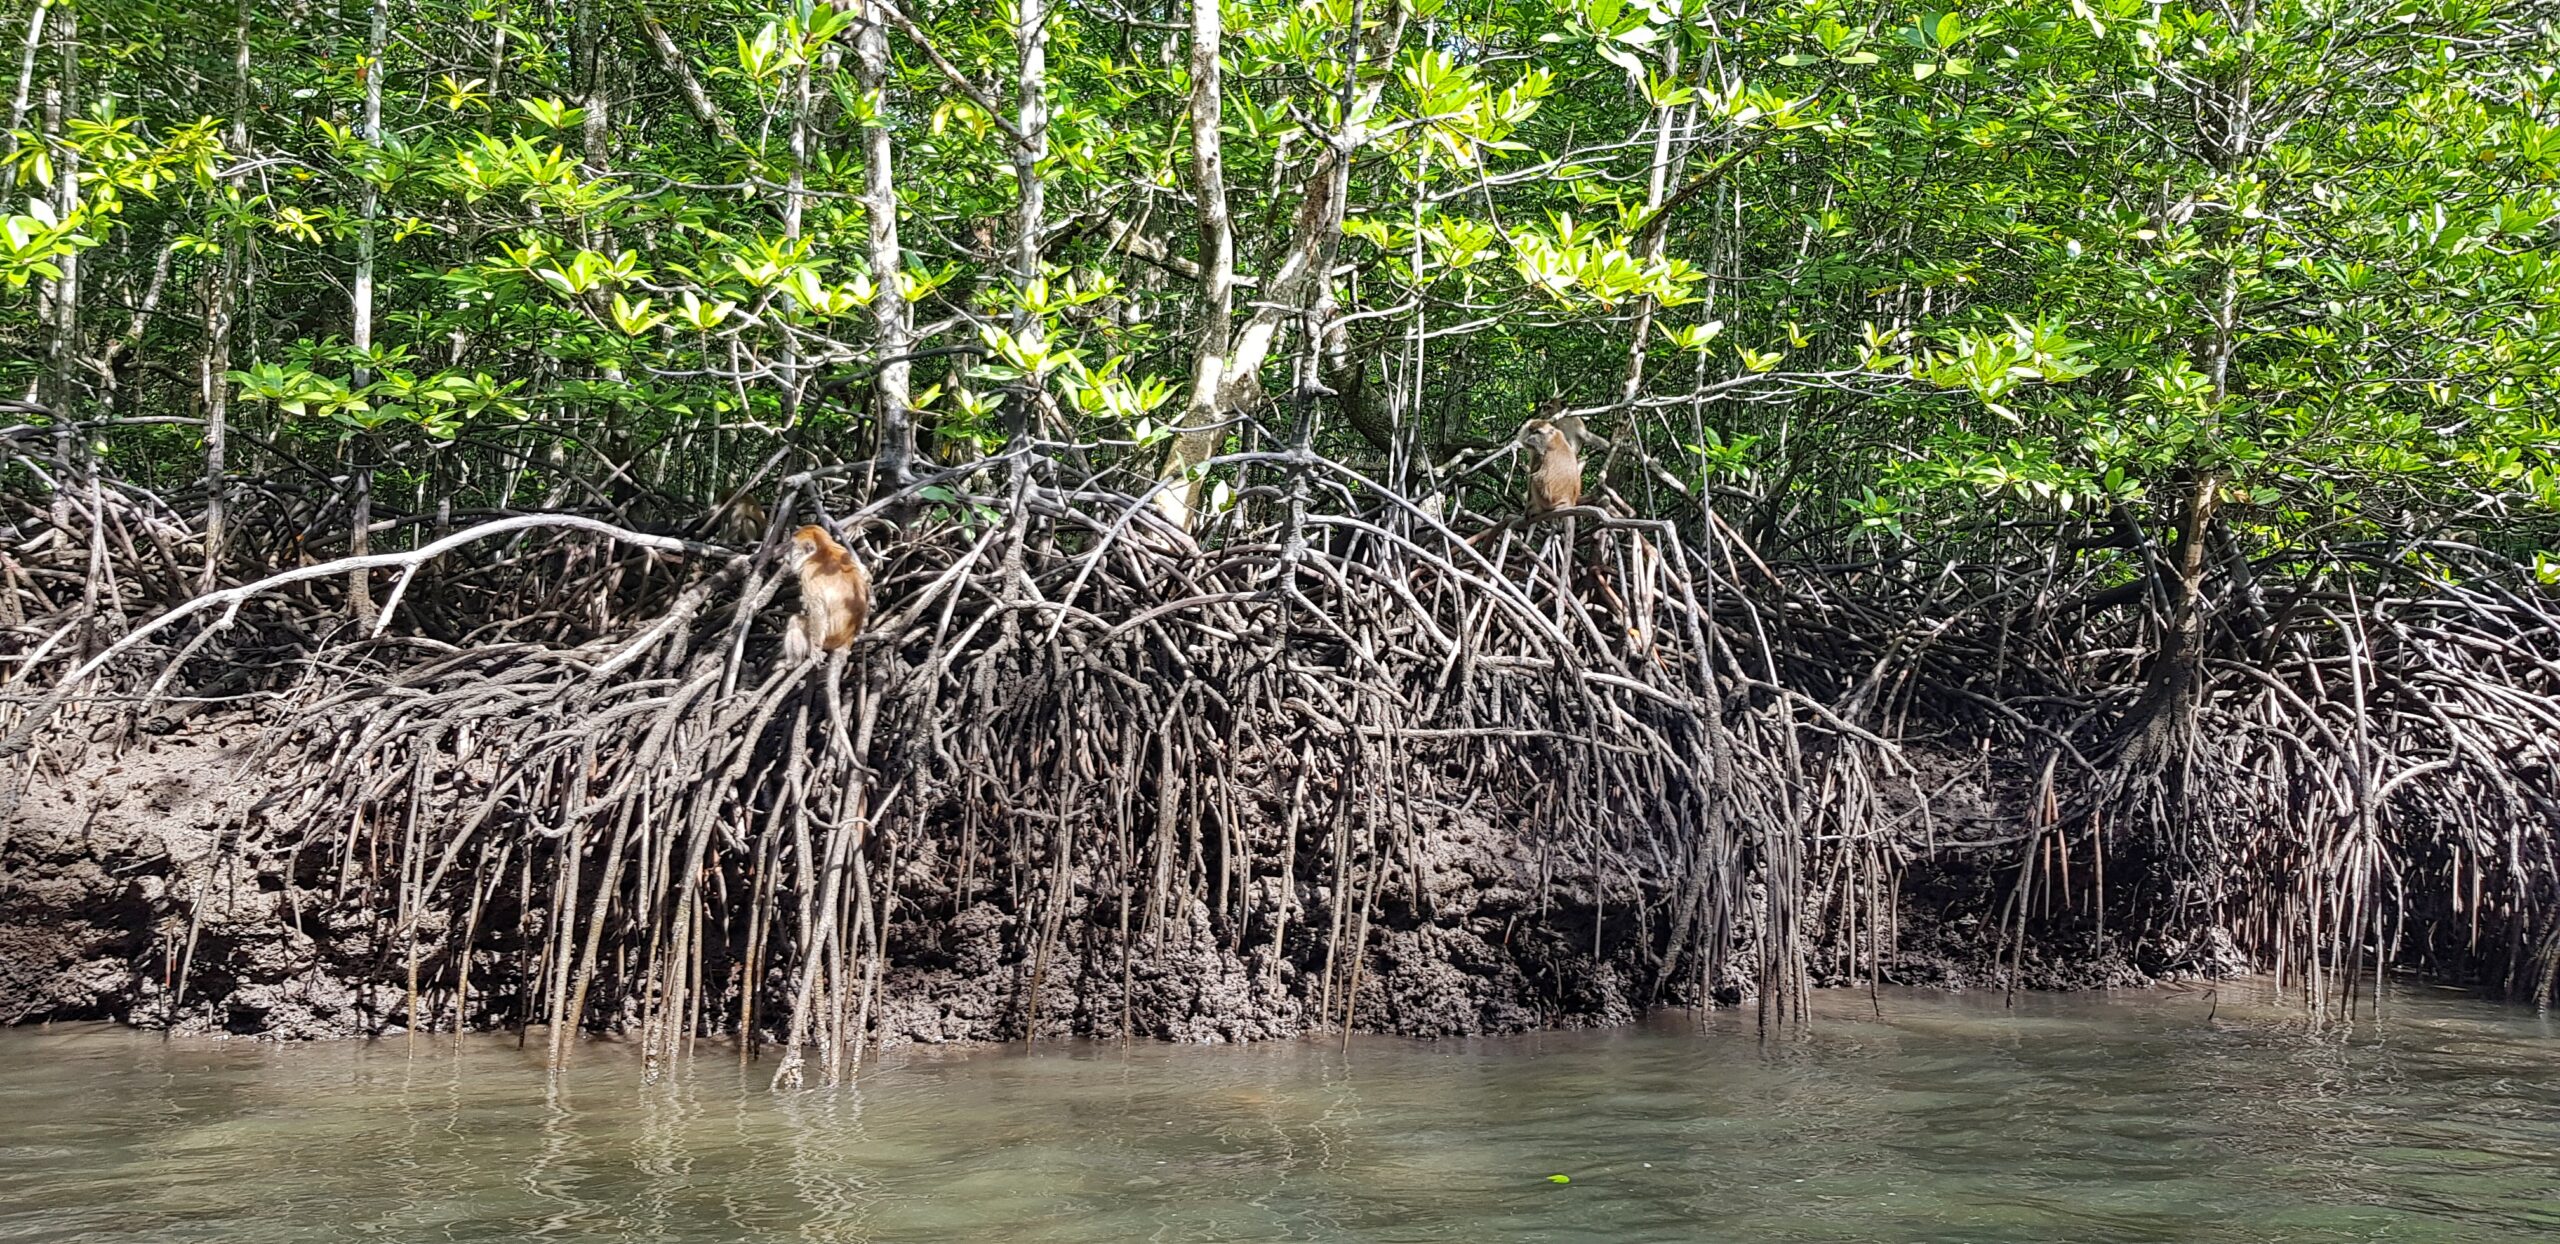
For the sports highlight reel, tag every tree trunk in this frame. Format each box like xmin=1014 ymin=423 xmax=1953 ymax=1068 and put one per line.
xmin=40 ymin=1 xmax=78 ymax=510
xmin=1001 ymin=0 xmax=1048 ymax=446
xmin=347 ymin=0 xmax=386 ymax=630
xmin=776 ymin=10 xmax=809 ymax=427
xmin=1154 ymin=7 xmax=1396 ymax=529
xmin=1012 ymin=0 xmax=1046 ymax=299
xmin=1154 ymin=0 xmax=1231 ymax=527
xmin=201 ymin=0 xmax=253 ymax=592
xmin=1615 ymin=44 xmax=1679 ymax=414
xmin=576 ymin=0 xmax=609 ymax=177
xmin=2 ymin=0 xmax=49 ymax=201
xmin=853 ymin=3 xmax=912 ymax=483
xmin=631 ymin=0 xmax=733 ymax=141
xmin=39 ymin=1 xmax=75 ymax=420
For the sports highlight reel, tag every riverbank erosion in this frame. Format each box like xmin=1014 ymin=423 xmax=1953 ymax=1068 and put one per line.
xmin=3 ymin=716 xmax=2157 ymax=1046
xmin=7 ymin=474 xmax=2557 ymax=1064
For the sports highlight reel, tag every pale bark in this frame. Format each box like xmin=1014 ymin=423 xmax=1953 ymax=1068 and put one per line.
xmin=630 ymin=0 xmax=734 ymax=141
xmin=347 ymin=0 xmax=387 ymax=630
xmin=575 ymin=0 xmax=610 ymax=178
xmin=1615 ymin=46 xmax=1680 ymax=413
xmin=40 ymin=5 xmax=95 ymax=639
xmin=201 ymin=0 xmax=253 ymax=590
xmin=1000 ymin=0 xmax=1046 ymax=445
xmin=777 ymin=9 xmax=812 ymax=426
xmin=853 ymin=3 xmax=912 ymax=481
xmin=351 ymin=0 xmax=384 ymax=370
xmin=39 ymin=3 xmax=76 ymax=453
xmin=1154 ymin=140 xmax=1372 ymax=529
xmin=2 ymin=0 xmax=48 ymax=200
xmin=487 ymin=0 xmax=509 ymax=95
xmin=1153 ymin=0 xmax=1230 ymax=528
xmin=1012 ymin=0 xmax=1047 ymax=299
xmin=1152 ymin=9 xmax=1395 ymax=528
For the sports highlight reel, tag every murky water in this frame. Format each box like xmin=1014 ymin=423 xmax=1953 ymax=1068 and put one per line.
xmin=1 ymin=986 xmax=2555 ymax=1243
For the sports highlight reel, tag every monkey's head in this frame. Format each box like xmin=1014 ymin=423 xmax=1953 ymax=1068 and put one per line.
xmin=1519 ymin=418 xmax=1565 ymax=453
xmin=786 ymin=524 xmax=837 ymax=569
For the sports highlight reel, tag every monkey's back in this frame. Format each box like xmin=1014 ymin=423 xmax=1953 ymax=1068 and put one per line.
xmin=1527 ymin=429 xmax=1582 ymax=514
xmin=788 ymin=527 xmax=871 ymax=654
xmin=822 ymin=558 xmax=870 ymax=648
xmin=808 ymin=548 xmax=869 ymax=650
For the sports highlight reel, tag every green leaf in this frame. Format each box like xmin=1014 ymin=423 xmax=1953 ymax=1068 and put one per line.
xmin=516 ymin=96 xmax=587 ymax=131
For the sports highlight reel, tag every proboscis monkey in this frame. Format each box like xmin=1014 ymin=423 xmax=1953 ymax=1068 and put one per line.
xmin=783 ymin=524 xmax=870 ymax=660
xmin=723 ymin=498 xmax=770 ymax=546
xmin=1521 ymin=410 xmax=1584 ymax=517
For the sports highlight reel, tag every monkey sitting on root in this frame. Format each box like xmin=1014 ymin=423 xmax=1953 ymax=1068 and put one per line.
xmin=1462 ymin=404 xmax=1590 ymax=550
xmin=782 ymin=524 xmax=871 ymax=660
xmin=1520 ymin=410 xmax=1586 ymax=518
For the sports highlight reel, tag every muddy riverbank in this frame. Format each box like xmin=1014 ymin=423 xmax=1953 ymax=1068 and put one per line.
xmin=2 ymin=718 xmax=2157 ymax=1044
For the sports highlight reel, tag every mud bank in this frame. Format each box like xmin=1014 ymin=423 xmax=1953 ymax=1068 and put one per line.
xmin=1 ymin=719 xmax=2176 ymax=1044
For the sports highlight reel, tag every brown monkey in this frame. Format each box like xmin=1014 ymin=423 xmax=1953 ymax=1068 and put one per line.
xmin=721 ymin=498 xmax=769 ymax=547
xmin=1521 ymin=412 xmax=1583 ymax=517
xmin=783 ymin=524 xmax=870 ymax=659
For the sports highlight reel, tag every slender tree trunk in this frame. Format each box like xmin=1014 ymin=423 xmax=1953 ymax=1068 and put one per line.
xmin=1156 ymin=0 xmax=1230 ymax=527
xmin=853 ymin=4 xmax=911 ymax=482
xmin=982 ymin=0 xmax=1046 ymax=451
xmin=40 ymin=3 xmax=77 ymax=466
xmin=39 ymin=4 xmax=96 ymax=643
xmin=574 ymin=0 xmax=620 ymax=424
xmin=201 ymin=0 xmax=253 ymax=591
xmin=1011 ymin=0 xmax=1047 ymax=303
xmin=346 ymin=0 xmax=387 ymax=630
xmin=1156 ymin=123 xmax=1374 ymax=529
xmin=487 ymin=0 xmax=509 ymax=95
xmin=2 ymin=0 xmax=49 ymax=200
xmin=352 ymin=0 xmax=384 ymax=367
xmin=2137 ymin=471 xmax=2223 ymax=731
xmin=1616 ymin=45 xmax=1678 ymax=412
xmin=631 ymin=0 xmax=732 ymax=140
xmin=575 ymin=0 xmax=610 ymax=178
xmin=777 ymin=21 xmax=810 ymax=427
xmin=1150 ymin=7 xmax=1397 ymax=529
xmin=2117 ymin=8 xmax=2255 ymax=805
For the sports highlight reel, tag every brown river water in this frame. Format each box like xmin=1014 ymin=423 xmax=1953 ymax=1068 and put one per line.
xmin=1 ymin=985 xmax=2554 ymax=1242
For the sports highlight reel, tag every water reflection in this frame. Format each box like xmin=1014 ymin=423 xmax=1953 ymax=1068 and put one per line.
xmin=1 ymin=985 xmax=2555 ymax=1242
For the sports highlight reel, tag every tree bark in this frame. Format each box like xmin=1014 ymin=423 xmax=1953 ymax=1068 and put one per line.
xmin=40 ymin=2 xmax=78 ymax=482
xmin=1615 ymin=45 xmax=1680 ymax=414
xmin=1153 ymin=0 xmax=1231 ymax=527
xmin=575 ymin=0 xmax=610 ymax=178
xmin=1012 ymin=0 xmax=1046 ymax=296
xmin=1 ymin=0 xmax=49 ymax=201
xmin=201 ymin=0 xmax=253 ymax=591
xmin=776 ymin=5 xmax=812 ymax=427
xmin=630 ymin=0 xmax=734 ymax=141
xmin=853 ymin=2 xmax=912 ymax=483
xmin=42 ymin=4 xmax=103 ymax=644
xmin=347 ymin=0 xmax=387 ymax=630
xmin=991 ymin=0 xmax=1046 ymax=448
xmin=1153 ymin=4 xmax=1398 ymax=528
